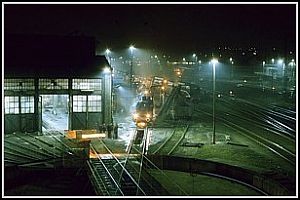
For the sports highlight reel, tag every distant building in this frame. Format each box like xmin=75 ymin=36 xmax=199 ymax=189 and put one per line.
xmin=4 ymin=34 xmax=112 ymax=134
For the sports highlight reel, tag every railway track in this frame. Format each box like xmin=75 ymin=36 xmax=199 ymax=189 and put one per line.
xmin=217 ymin=100 xmax=296 ymax=152
xmin=4 ymin=132 xmax=65 ymax=165
xmin=194 ymin=108 xmax=295 ymax=166
xmin=152 ymin=125 xmax=189 ymax=155
xmin=88 ymin=138 xmax=164 ymax=196
xmin=223 ymin=98 xmax=296 ymax=138
xmin=4 ymin=131 xmax=82 ymax=168
xmin=87 ymin=145 xmax=124 ymax=196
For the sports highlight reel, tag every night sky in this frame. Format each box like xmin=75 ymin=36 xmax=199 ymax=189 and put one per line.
xmin=4 ymin=3 xmax=296 ymax=55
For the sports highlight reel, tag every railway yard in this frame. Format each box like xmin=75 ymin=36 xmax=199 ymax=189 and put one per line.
xmin=3 ymin=3 xmax=297 ymax=197
xmin=4 ymin=75 xmax=296 ymax=196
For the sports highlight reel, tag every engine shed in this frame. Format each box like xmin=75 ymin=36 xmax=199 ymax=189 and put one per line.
xmin=4 ymin=34 xmax=112 ymax=134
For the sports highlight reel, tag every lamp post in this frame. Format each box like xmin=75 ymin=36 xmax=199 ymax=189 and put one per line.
xmin=105 ymin=49 xmax=111 ymax=65
xmin=129 ymin=45 xmax=135 ymax=87
xmin=277 ymin=59 xmax=285 ymax=91
xmin=103 ymin=66 xmax=113 ymax=125
xmin=271 ymin=58 xmax=275 ymax=64
xmin=193 ymin=53 xmax=198 ymax=83
xmin=211 ymin=59 xmax=218 ymax=144
xmin=262 ymin=61 xmax=265 ymax=90
xmin=262 ymin=61 xmax=266 ymax=74
xmin=290 ymin=59 xmax=296 ymax=89
xmin=229 ymin=57 xmax=234 ymax=79
xmin=193 ymin=53 xmax=197 ymax=66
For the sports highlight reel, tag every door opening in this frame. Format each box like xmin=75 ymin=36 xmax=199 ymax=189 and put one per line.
xmin=41 ymin=95 xmax=69 ymax=132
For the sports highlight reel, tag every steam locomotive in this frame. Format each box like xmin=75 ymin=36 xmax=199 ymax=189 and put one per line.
xmin=133 ymin=90 xmax=154 ymax=128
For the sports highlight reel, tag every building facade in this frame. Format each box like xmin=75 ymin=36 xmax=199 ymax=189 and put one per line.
xmin=4 ymin=34 xmax=112 ymax=134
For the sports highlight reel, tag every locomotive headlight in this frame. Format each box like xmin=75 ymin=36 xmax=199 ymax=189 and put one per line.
xmin=133 ymin=113 xmax=139 ymax=119
xmin=137 ymin=121 xmax=147 ymax=128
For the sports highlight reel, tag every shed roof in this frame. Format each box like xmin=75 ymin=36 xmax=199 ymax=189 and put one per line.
xmin=4 ymin=34 xmax=110 ymax=78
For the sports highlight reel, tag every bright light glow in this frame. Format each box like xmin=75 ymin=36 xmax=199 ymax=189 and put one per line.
xmin=133 ymin=113 xmax=139 ymax=119
xmin=161 ymin=86 xmax=165 ymax=90
xmin=65 ymin=130 xmax=76 ymax=139
xmin=146 ymin=113 xmax=151 ymax=118
xmin=229 ymin=57 xmax=233 ymax=62
xmin=89 ymin=150 xmax=99 ymax=159
xmin=144 ymin=90 xmax=149 ymax=95
xmin=193 ymin=53 xmax=196 ymax=57
xmin=211 ymin=58 xmax=218 ymax=65
xmin=271 ymin=58 xmax=275 ymax=63
xmin=105 ymin=49 xmax=111 ymax=54
xmin=163 ymin=79 xmax=168 ymax=84
xmin=103 ymin=67 xmax=111 ymax=73
xmin=263 ymin=61 xmax=266 ymax=65
xmin=82 ymin=133 xmax=106 ymax=139
xmin=137 ymin=121 xmax=147 ymax=129
xmin=129 ymin=45 xmax=135 ymax=52
xmin=277 ymin=59 xmax=284 ymax=65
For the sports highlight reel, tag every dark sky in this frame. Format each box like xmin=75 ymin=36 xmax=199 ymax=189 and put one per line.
xmin=4 ymin=3 xmax=296 ymax=55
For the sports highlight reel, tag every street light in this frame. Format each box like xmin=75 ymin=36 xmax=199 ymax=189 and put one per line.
xmin=262 ymin=61 xmax=266 ymax=90
xmin=277 ymin=59 xmax=284 ymax=75
xmin=193 ymin=53 xmax=197 ymax=66
xmin=161 ymin=86 xmax=166 ymax=104
xmin=105 ymin=49 xmax=111 ymax=65
xmin=129 ymin=45 xmax=135 ymax=87
xmin=229 ymin=57 xmax=234 ymax=79
xmin=271 ymin=58 xmax=275 ymax=64
xmin=105 ymin=48 xmax=111 ymax=55
xmin=103 ymin=66 xmax=113 ymax=125
xmin=277 ymin=59 xmax=285 ymax=91
xmin=211 ymin=58 xmax=218 ymax=144
xmin=289 ymin=59 xmax=296 ymax=85
xmin=103 ymin=66 xmax=111 ymax=74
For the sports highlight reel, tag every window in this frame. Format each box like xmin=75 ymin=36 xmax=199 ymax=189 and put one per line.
xmin=39 ymin=79 xmax=68 ymax=90
xmin=72 ymin=79 xmax=102 ymax=91
xmin=5 ymin=96 xmax=19 ymax=114
xmin=4 ymin=79 xmax=35 ymax=91
xmin=73 ymin=95 xmax=87 ymax=112
xmin=21 ymin=96 xmax=34 ymax=113
xmin=88 ymin=95 xmax=101 ymax=112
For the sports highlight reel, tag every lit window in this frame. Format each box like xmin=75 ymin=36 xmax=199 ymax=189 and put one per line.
xmin=73 ymin=95 xmax=87 ymax=112
xmin=21 ymin=96 xmax=34 ymax=113
xmin=72 ymin=79 xmax=102 ymax=91
xmin=88 ymin=95 xmax=101 ymax=112
xmin=4 ymin=79 xmax=35 ymax=90
xmin=39 ymin=79 xmax=68 ymax=90
xmin=5 ymin=96 xmax=19 ymax=114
